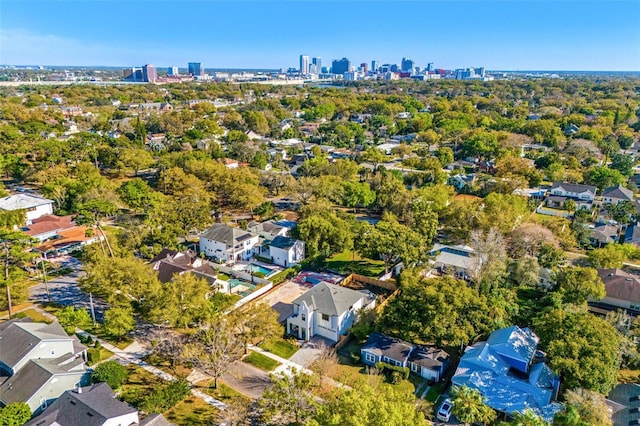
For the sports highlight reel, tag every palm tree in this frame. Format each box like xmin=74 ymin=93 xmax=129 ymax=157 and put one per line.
xmin=451 ymin=385 xmax=496 ymax=425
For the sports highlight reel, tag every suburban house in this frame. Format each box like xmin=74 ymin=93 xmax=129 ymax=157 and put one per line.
xmin=0 ymin=194 xmax=54 ymax=225
xmin=286 ymin=282 xmax=376 ymax=343
xmin=0 ymin=319 xmax=90 ymax=415
xmin=429 ymin=244 xmax=475 ymax=280
xmin=150 ymin=249 xmax=228 ymax=293
xmin=546 ymin=182 xmax=596 ymax=211
xmin=446 ymin=174 xmax=476 ymax=191
xmin=361 ymin=333 xmax=450 ymax=382
xmin=247 ymin=219 xmax=294 ymax=240
xmin=199 ymin=224 xmax=259 ymax=263
xmin=22 ymin=215 xmax=78 ymax=242
xmin=596 ymin=268 xmax=640 ymax=311
xmin=268 ymin=236 xmax=305 ymax=267
xmin=452 ymin=326 xmax=562 ymax=422
xmin=602 ymin=184 xmax=635 ymax=206
xmin=24 ymin=383 xmax=139 ymax=426
xmin=590 ymin=223 xmax=620 ymax=247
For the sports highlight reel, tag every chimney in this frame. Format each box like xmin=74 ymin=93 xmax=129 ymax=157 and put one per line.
xmin=76 ymin=385 xmax=82 ymax=394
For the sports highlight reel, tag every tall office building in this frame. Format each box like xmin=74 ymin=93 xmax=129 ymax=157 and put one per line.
xmin=360 ymin=63 xmax=368 ymax=74
xmin=299 ymin=55 xmax=310 ymax=74
xmin=331 ymin=57 xmax=351 ymax=75
xmin=168 ymin=66 xmax=179 ymax=76
xmin=371 ymin=60 xmax=379 ymax=73
xmin=142 ymin=64 xmax=157 ymax=83
xmin=188 ymin=62 xmax=204 ymax=76
xmin=123 ymin=67 xmax=143 ymax=82
xmin=312 ymin=57 xmax=322 ymax=74
xmin=426 ymin=62 xmax=434 ymax=72
xmin=401 ymin=57 xmax=415 ymax=72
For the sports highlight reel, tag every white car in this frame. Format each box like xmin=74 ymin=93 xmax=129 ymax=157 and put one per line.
xmin=436 ymin=398 xmax=453 ymax=422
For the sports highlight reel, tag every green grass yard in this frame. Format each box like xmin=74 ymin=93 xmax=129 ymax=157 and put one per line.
xmin=243 ymin=351 xmax=280 ymax=371
xmin=164 ymin=396 xmax=219 ymax=425
xmin=259 ymin=338 xmax=299 ymax=359
xmin=325 ymin=250 xmax=386 ymax=278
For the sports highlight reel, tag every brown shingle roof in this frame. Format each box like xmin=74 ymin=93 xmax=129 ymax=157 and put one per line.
xmin=598 ymin=268 xmax=640 ymax=303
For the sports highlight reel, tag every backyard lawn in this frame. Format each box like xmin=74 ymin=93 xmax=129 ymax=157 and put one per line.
xmin=259 ymin=337 xmax=298 ymax=359
xmin=196 ymin=381 xmax=252 ymax=405
xmin=164 ymin=396 xmax=219 ymax=425
xmin=15 ymin=308 xmax=53 ymax=324
xmin=325 ymin=250 xmax=386 ymax=278
xmin=243 ymin=351 xmax=280 ymax=371
xmin=87 ymin=346 xmax=114 ymax=366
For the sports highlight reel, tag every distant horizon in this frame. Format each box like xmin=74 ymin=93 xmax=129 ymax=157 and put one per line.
xmin=2 ymin=0 xmax=639 ymax=71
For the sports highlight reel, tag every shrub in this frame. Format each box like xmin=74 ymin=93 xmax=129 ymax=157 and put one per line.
xmin=91 ymin=360 xmax=129 ymax=389
xmin=270 ymin=268 xmax=296 ymax=285
xmin=87 ymin=348 xmax=102 ymax=364
xmin=0 ymin=402 xmax=31 ymax=426
xmin=142 ymin=378 xmax=191 ymax=412
xmin=350 ymin=352 xmax=361 ymax=364
xmin=253 ymin=271 xmax=266 ymax=278
xmin=375 ymin=361 xmax=410 ymax=381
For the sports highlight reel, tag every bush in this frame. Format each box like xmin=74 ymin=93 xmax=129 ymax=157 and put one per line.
xmin=91 ymin=360 xmax=129 ymax=390
xmin=0 ymin=402 xmax=31 ymax=426
xmin=142 ymin=378 xmax=191 ymax=412
xmin=350 ymin=352 xmax=361 ymax=364
xmin=253 ymin=271 xmax=266 ymax=278
xmin=87 ymin=348 xmax=103 ymax=364
xmin=375 ymin=361 xmax=410 ymax=381
xmin=270 ymin=267 xmax=296 ymax=285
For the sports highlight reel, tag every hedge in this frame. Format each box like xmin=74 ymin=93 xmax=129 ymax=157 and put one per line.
xmin=375 ymin=361 xmax=410 ymax=380
xmin=270 ymin=267 xmax=296 ymax=285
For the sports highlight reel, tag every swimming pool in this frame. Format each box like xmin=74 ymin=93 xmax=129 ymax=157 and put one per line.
xmin=243 ymin=264 xmax=275 ymax=276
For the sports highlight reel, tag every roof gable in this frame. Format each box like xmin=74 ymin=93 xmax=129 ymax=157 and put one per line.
xmin=292 ymin=282 xmax=371 ymax=316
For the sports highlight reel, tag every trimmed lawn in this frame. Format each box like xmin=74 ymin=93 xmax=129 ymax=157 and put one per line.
xmin=196 ymin=380 xmax=252 ymax=405
xmin=87 ymin=346 xmax=114 ymax=366
xmin=243 ymin=351 xmax=280 ymax=371
xmin=325 ymin=250 xmax=386 ymax=278
xmin=119 ymin=365 xmax=164 ymax=408
xmin=164 ymin=395 xmax=219 ymax=425
xmin=259 ymin=338 xmax=298 ymax=359
xmin=0 ymin=303 xmax=34 ymax=320
xmin=142 ymin=353 xmax=193 ymax=379
xmin=15 ymin=308 xmax=53 ymax=324
xmin=425 ymin=381 xmax=447 ymax=402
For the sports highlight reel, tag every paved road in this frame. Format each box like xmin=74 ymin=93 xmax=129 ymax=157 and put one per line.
xmin=222 ymin=360 xmax=271 ymax=399
xmin=29 ymin=259 xmax=107 ymax=322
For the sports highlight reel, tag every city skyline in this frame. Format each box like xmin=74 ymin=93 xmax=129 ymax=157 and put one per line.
xmin=1 ymin=1 xmax=639 ymax=71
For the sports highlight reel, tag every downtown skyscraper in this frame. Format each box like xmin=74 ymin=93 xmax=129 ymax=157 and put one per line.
xmin=299 ymin=55 xmax=310 ymax=74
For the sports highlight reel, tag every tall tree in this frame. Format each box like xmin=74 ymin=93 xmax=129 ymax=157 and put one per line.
xmin=229 ymin=303 xmax=282 ymax=354
xmin=451 ymin=385 xmax=496 ymax=425
xmin=554 ymin=388 xmax=612 ymax=426
xmin=468 ymin=228 xmax=507 ymax=291
xmin=259 ymin=368 xmax=318 ymax=425
xmin=556 ymin=266 xmax=605 ymax=305
xmin=103 ymin=306 xmax=136 ymax=340
xmin=0 ymin=229 xmax=36 ymax=318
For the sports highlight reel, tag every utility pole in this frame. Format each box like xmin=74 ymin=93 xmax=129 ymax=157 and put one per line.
xmin=89 ymin=293 xmax=96 ymax=327
xmin=41 ymin=259 xmax=50 ymax=303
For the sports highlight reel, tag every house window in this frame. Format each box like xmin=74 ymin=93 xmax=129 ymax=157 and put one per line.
xmin=321 ymin=313 xmax=329 ymax=321
xmin=411 ymin=363 xmax=418 ymax=373
xmin=365 ymin=353 xmax=376 ymax=363
xmin=301 ymin=314 xmax=306 ymax=321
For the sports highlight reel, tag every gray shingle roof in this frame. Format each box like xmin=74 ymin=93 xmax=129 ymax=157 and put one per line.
xmin=0 ymin=319 xmax=75 ymax=372
xmin=291 ymin=282 xmax=372 ymax=316
xmin=602 ymin=184 xmax=634 ymax=201
xmin=270 ymin=236 xmax=298 ymax=250
xmin=140 ymin=413 xmax=175 ymax=425
xmin=0 ymin=355 xmax=86 ymax=405
xmin=551 ymin=181 xmax=596 ymax=196
xmin=408 ymin=345 xmax=450 ymax=370
xmin=25 ymin=382 xmax=138 ymax=426
xmin=361 ymin=333 xmax=413 ymax=363
xmin=200 ymin=224 xmax=255 ymax=247
xmin=0 ymin=194 xmax=53 ymax=211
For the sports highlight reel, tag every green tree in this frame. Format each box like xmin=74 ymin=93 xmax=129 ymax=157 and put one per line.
xmin=479 ymin=193 xmax=530 ymax=234
xmin=57 ymin=306 xmax=92 ymax=335
xmin=436 ymin=146 xmax=454 ymax=166
xmin=342 ymin=181 xmax=376 ymax=212
xmin=310 ymin=379 xmax=428 ymax=426
xmin=587 ymin=244 xmax=626 ymax=269
xmin=557 ymin=266 xmax=605 ymax=305
xmin=451 ymin=385 xmax=496 ymax=425
xmin=584 ymin=166 xmax=625 ymax=192
xmin=534 ymin=309 xmax=620 ymax=394
xmin=0 ymin=402 xmax=31 ymax=426
xmin=295 ymin=211 xmax=353 ymax=258
xmin=0 ymin=229 xmax=36 ymax=318
xmin=554 ymin=388 xmax=612 ymax=426
xmin=103 ymin=306 xmax=136 ymax=340
xmin=357 ymin=218 xmax=424 ymax=274
xmin=229 ymin=303 xmax=282 ymax=354
xmin=610 ymin=153 xmax=635 ymax=176
xmin=510 ymin=408 xmax=550 ymax=426
xmin=91 ymin=360 xmax=129 ymax=390
xmin=158 ymin=273 xmax=211 ymax=328
xmin=379 ymin=272 xmax=494 ymax=347
xmin=119 ymin=147 xmax=154 ymax=176
xmin=260 ymin=368 xmax=317 ymax=425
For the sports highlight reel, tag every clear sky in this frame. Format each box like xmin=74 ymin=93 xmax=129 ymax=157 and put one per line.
xmin=1 ymin=0 xmax=639 ymax=71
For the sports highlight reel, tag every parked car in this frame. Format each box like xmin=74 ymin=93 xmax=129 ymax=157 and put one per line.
xmin=436 ymin=398 xmax=453 ymax=422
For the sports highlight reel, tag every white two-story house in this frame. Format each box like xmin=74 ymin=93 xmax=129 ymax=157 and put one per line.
xmin=0 ymin=194 xmax=54 ymax=225
xmin=286 ymin=282 xmax=376 ymax=343
xmin=546 ymin=182 xmax=596 ymax=211
xmin=199 ymin=224 xmax=259 ymax=263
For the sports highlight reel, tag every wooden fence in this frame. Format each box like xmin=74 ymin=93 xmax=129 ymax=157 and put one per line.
xmin=342 ymin=273 xmax=397 ymax=291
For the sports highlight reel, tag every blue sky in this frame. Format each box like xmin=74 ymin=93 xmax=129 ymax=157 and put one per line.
xmin=1 ymin=1 xmax=639 ymax=70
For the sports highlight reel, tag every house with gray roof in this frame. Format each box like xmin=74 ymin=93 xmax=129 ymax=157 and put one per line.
xmin=199 ymin=224 xmax=259 ymax=264
xmin=428 ymin=244 xmax=475 ymax=280
xmin=286 ymin=282 xmax=376 ymax=343
xmin=0 ymin=318 xmax=89 ymax=415
xmin=452 ymin=325 xmax=562 ymax=422
xmin=547 ymin=182 xmax=596 ymax=211
xmin=602 ymin=184 xmax=634 ymax=206
xmin=596 ymin=268 xmax=640 ymax=312
xmin=0 ymin=194 xmax=54 ymax=225
xmin=149 ymin=249 xmax=228 ymax=292
xmin=24 ymin=382 xmax=139 ymax=426
xmin=361 ymin=333 xmax=449 ymax=382
xmin=268 ymin=236 xmax=305 ymax=267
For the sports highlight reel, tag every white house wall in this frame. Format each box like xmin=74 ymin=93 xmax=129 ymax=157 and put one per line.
xmin=26 ymin=204 xmax=54 ymax=225
xmin=12 ymin=340 xmax=75 ymax=375
xmin=27 ymin=371 xmax=90 ymax=415
xmin=104 ymin=412 xmax=140 ymax=426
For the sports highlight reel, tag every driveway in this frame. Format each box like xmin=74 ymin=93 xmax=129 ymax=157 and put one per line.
xmin=288 ymin=336 xmax=334 ymax=368
xmin=222 ymin=360 xmax=271 ymax=399
xmin=257 ymin=280 xmax=311 ymax=323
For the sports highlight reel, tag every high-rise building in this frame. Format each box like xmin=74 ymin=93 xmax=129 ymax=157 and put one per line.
xmin=312 ymin=57 xmax=322 ymax=74
xmin=401 ymin=57 xmax=414 ymax=72
xmin=123 ymin=67 xmax=143 ymax=82
xmin=360 ymin=63 xmax=368 ymax=74
xmin=168 ymin=66 xmax=179 ymax=76
xmin=426 ymin=62 xmax=434 ymax=72
xmin=188 ymin=62 xmax=204 ymax=76
xmin=142 ymin=64 xmax=157 ymax=83
xmin=371 ymin=60 xmax=379 ymax=73
xmin=331 ymin=57 xmax=351 ymax=75
xmin=299 ymin=55 xmax=310 ymax=74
